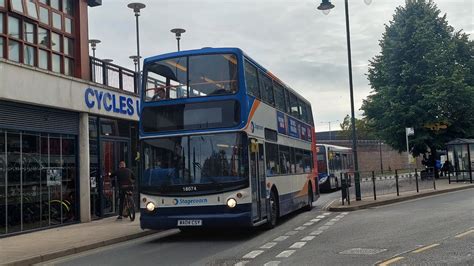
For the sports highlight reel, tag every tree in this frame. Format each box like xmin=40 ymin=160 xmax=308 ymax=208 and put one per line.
xmin=338 ymin=115 xmax=377 ymax=140
xmin=362 ymin=0 xmax=474 ymax=173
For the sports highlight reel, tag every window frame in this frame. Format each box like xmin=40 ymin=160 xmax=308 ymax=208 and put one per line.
xmin=258 ymin=71 xmax=275 ymax=106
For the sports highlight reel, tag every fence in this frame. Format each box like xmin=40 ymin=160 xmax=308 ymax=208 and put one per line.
xmin=90 ymin=57 xmax=138 ymax=94
xmin=340 ymin=168 xmax=440 ymax=205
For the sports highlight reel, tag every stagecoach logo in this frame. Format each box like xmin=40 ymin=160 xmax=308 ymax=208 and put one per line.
xmin=250 ymin=121 xmax=263 ymax=134
xmin=173 ymin=198 xmax=208 ymax=206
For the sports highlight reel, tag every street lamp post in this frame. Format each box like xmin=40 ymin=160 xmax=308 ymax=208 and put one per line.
xmin=317 ymin=0 xmax=370 ymax=200
xmin=129 ymin=55 xmax=141 ymax=73
xmin=171 ymin=28 xmax=186 ymax=51
xmin=127 ymin=2 xmax=146 ymax=95
xmin=320 ymin=120 xmax=339 ymax=140
xmin=88 ymin=39 xmax=101 ymax=82
xmin=88 ymin=39 xmax=101 ymax=58
xmin=129 ymin=55 xmax=142 ymax=93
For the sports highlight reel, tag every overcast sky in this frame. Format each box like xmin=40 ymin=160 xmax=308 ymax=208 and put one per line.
xmin=88 ymin=0 xmax=473 ymax=132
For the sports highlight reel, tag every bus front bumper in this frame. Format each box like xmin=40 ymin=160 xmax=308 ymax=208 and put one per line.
xmin=140 ymin=204 xmax=253 ymax=230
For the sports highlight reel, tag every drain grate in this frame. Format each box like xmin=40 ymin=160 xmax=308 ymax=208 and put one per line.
xmin=339 ymin=248 xmax=387 ymax=255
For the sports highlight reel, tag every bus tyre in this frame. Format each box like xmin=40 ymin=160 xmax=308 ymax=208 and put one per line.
xmin=303 ymin=184 xmax=313 ymax=211
xmin=265 ymin=190 xmax=278 ymax=229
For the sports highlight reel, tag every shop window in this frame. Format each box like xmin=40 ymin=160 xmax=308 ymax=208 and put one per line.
xmin=52 ymin=11 xmax=61 ymax=30
xmin=23 ymin=22 xmax=35 ymax=43
xmin=0 ymin=37 xmax=4 ymax=58
xmin=63 ymin=0 xmax=72 ymax=15
xmin=24 ymin=45 xmax=35 ymax=66
xmin=52 ymin=53 xmax=60 ymax=72
xmin=38 ymin=48 xmax=48 ymax=69
xmin=63 ymin=36 xmax=72 ymax=55
xmin=0 ymin=0 xmax=4 ymax=7
xmin=50 ymin=0 xmax=59 ymax=10
xmin=6 ymin=132 xmax=21 ymax=233
xmin=64 ymin=16 xmax=71 ymax=34
xmin=8 ymin=16 xmax=20 ymax=39
xmin=38 ymin=27 xmax=49 ymax=47
xmin=10 ymin=0 xmax=24 ymax=14
xmin=8 ymin=40 xmax=20 ymax=62
xmin=25 ymin=0 xmax=38 ymax=20
xmin=51 ymin=31 xmax=60 ymax=52
xmin=0 ymin=131 xmax=5 ymax=235
xmin=39 ymin=6 xmax=48 ymax=25
xmin=0 ymin=13 xmax=3 ymax=33
xmin=39 ymin=0 xmax=47 ymax=4
xmin=64 ymin=57 xmax=72 ymax=75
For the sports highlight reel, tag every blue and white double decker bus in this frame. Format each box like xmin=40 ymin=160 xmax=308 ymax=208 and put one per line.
xmin=139 ymin=47 xmax=319 ymax=230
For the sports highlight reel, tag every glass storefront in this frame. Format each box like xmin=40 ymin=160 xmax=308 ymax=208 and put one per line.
xmin=0 ymin=130 xmax=77 ymax=236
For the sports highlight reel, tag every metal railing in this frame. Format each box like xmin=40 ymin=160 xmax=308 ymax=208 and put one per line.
xmin=90 ymin=57 xmax=138 ymax=94
xmin=340 ymin=168 xmax=443 ymax=205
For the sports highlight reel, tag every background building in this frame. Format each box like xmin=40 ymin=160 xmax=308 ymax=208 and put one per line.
xmin=0 ymin=0 xmax=140 ymax=236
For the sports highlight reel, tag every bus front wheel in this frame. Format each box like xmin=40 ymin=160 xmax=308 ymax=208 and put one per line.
xmin=265 ymin=190 xmax=279 ymax=229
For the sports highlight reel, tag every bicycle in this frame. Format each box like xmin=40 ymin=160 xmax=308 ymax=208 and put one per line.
xmin=122 ymin=190 xmax=136 ymax=221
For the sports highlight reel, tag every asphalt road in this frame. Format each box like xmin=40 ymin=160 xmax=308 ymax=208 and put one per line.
xmin=42 ymin=189 xmax=473 ymax=266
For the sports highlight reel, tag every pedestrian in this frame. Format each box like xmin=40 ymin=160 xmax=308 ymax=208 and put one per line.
xmin=110 ymin=161 xmax=136 ymax=220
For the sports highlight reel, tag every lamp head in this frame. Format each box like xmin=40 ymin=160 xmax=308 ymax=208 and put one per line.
xmin=171 ymin=28 xmax=186 ymax=39
xmin=129 ymin=55 xmax=141 ymax=63
xmin=127 ymin=2 xmax=146 ymax=14
xmin=103 ymin=59 xmax=113 ymax=63
xmin=317 ymin=0 xmax=335 ymax=12
xmin=88 ymin=39 xmax=101 ymax=48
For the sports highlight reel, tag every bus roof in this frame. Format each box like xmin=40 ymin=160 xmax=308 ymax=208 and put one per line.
xmin=317 ymin=144 xmax=352 ymax=151
xmin=143 ymin=47 xmax=311 ymax=105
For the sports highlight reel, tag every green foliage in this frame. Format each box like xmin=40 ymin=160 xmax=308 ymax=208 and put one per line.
xmin=338 ymin=115 xmax=377 ymax=140
xmin=362 ymin=0 xmax=474 ymax=156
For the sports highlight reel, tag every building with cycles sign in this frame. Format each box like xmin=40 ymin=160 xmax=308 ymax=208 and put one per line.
xmin=0 ymin=1 xmax=142 ymax=236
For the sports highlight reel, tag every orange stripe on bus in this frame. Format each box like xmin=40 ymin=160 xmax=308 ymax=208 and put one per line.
xmin=244 ymin=100 xmax=261 ymax=129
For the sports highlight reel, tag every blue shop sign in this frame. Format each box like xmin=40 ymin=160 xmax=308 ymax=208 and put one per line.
xmin=84 ymin=88 xmax=140 ymax=117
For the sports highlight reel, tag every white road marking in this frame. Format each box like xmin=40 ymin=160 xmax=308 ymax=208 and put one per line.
xmin=234 ymin=261 xmax=250 ymax=266
xmin=290 ymin=242 xmax=307 ymax=249
xmin=341 ymin=212 xmax=349 ymax=215
xmin=311 ymin=218 xmax=321 ymax=222
xmin=295 ymin=226 xmax=306 ymax=230
xmin=286 ymin=230 xmax=298 ymax=235
xmin=310 ymin=230 xmax=323 ymax=235
xmin=318 ymin=226 xmax=330 ymax=231
xmin=301 ymin=235 xmax=315 ymax=241
xmin=274 ymin=236 xmax=289 ymax=241
xmin=276 ymin=250 xmax=296 ymax=258
xmin=303 ymin=222 xmax=314 ymax=226
xmin=325 ymin=221 xmax=335 ymax=226
xmin=243 ymin=250 xmax=264 ymax=259
xmin=260 ymin=242 xmax=277 ymax=249
xmin=316 ymin=215 xmax=325 ymax=219
xmin=330 ymin=218 xmax=340 ymax=222
xmin=323 ymin=212 xmax=331 ymax=215
xmin=263 ymin=261 xmax=281 ymax=266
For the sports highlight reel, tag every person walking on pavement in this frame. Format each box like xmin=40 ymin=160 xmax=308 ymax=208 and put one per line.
xmin=110 ymin=161 xmax=136 ymax=220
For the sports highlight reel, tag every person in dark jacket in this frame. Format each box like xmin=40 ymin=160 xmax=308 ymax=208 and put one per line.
xmin=110 ymin=161 xmax=136 ymax=220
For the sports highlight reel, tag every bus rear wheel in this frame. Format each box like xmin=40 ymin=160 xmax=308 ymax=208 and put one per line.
xmin=265 ymin=190 xmax=278 ymax=229
xmin=303 ymin=184 xmax=313 ymax=211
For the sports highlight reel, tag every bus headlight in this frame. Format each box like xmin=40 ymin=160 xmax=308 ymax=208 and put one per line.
xmin=146 ymin=202 xmax=156 ymax=212
xmin=226 ymin=198 xmax=237 ymax=208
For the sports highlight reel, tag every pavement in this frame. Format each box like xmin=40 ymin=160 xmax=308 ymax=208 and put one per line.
xmin=0 ymin=214 xmax=158 ymax=266
xmin=1 ymin=180 xmax=472 ymax=265
xmin=329 ymin=179 xmax=474 ymax=211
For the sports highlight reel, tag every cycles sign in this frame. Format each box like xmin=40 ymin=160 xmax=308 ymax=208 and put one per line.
xmin=84 ymin=88 xmax=140 ymax=118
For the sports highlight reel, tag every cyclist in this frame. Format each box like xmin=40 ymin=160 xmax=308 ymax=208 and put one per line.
xmin=110 ymin=161 xmax=136 ymax=220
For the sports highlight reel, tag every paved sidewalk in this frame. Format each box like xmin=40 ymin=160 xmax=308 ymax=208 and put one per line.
xmin=329 ymin=179 xmax=474 ymax=211
xmin=0 ymin=213 xmax=160 ymax=265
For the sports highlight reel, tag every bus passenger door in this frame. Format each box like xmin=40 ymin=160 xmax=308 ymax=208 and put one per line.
xmin=249 ymin=139 xmax=266 ymax=222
